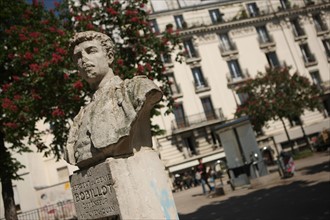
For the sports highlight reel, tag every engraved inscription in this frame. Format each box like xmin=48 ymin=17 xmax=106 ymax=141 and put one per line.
xmin=70 ymin=162 xmax=120 ymax=219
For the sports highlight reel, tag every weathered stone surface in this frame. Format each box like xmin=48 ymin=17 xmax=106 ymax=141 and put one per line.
xmin=64 ymin=31 xmax=162 ymax=168
xmin=70 ymin=163 xmax=120 ymax=220
xmin=107 ymin=148 xmax=179 ymax=220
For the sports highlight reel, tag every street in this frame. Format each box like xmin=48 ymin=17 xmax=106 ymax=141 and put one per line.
xmin=173 ymin=152 xmax=330 ymax=220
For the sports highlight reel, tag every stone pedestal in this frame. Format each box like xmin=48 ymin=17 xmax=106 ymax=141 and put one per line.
xmin=70 ymin=148 xmax=178 ymax=220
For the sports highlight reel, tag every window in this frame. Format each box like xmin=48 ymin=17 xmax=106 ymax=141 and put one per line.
xmin=291 ymin=18 xmax=305 ymax=37
xmin=280 ymin=0 xmax=291 ymax=9
xmin=209 ymin=9 xmax=223 ymax=24
xmin=219 ymin=33 xmax=235 ymax=51
xmin=13 ymin=186 xmax=21 ymax=212
xmin=167 ymin=73 xmax=180 ymax=95
xmin=256 ymin=26 xmax=271 ymax=43
xmin=183 ymin=39 xmax=197 ymax=58
xmin=300 ymin=43 xmax=316 ymax=64
xmin=161 ymin=53 xmax=172 ymax=64
xmin=309 ymin=70 xmax=322 ymax=89
xmin=173 ymin=103 xmax=187 ymax=128
xmin=174 ymin=15 xmax=185 ymax=29
xmin=322 ymin=39 xmax=330 ymax=58
xmin=227 ymin=60 xmax=243 ymax=79
xmin=57 ymin=166 xmax=69 ymax=182
xmin=149 ymin=19 xmax=159 ymax=33
xmin=191 ymin=67 xmax=206 ymax=88
xmin=237 ymin=92 xmax=249 ymax=105
xmin=313 ymin=14 xmax=328 ymax=32
xmin=266 ymin=51 xmax=280 ymax=68
xmin=247 ymin=2 xmax=259 ymax=17
xmin=201 ymin=97 xmax=216 ymax=120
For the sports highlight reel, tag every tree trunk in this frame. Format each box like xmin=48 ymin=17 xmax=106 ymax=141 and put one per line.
xmin=280 ymin=117 xmax=294 ymax=154
xmin=299 ymin=123 xmax=313 ymax=151
xmin=0 ymin=132 xmax=18 ymax=220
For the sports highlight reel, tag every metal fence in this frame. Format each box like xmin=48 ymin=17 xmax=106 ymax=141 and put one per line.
xmin=1 ymin=200 xmax=76 ymax=220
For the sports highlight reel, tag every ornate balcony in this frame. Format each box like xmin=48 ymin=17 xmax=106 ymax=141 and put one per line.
xmin=293 ymin=27 xmax=307 ymax=41
xmin=258 ymin=35 xmax=276 ymax=49
xmin=226 ymin=69 xmax=250 ymax=87
xmin=171 ymin=108 xmax=226 ymax=132
xmin=193 ymin=77 xmax=211 ymax=93
xmin=302 ymin=53 xmax=318 ymax=67
xmin=218 ymin=41 xmax=238 ymax=57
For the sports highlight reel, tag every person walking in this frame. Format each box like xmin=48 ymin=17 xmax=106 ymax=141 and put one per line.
xmin=197 ymin=159 xmax=213 ymax=194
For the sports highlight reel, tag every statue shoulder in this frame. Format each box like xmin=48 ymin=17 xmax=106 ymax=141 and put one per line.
xmin=123 ymin=76 xmax=162 ymax=110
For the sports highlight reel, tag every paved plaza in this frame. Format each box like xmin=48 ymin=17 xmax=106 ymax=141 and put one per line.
xmin=173 ymin=151 xmax=330 ymax=220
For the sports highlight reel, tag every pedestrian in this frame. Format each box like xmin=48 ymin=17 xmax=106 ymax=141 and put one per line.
xmin=197 ymin=159 xmax=213 ymax=194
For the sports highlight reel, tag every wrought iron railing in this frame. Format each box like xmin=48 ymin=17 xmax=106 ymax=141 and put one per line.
xmin=1 ymin=200 xmax=77 ymax=220
xmin=171 ymin=108 xmax=225 ymax=131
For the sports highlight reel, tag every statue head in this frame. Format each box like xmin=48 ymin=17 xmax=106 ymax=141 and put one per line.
xmin=70 ymin=31 xmax=115 ymax=65
xmin=69 ymin=31 xmax=115 ymax=89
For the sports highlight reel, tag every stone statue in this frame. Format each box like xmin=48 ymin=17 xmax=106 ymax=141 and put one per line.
xmin=64 ymin=31 xmax=162 ymax=168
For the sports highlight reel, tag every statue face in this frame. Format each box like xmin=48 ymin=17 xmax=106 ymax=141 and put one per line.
xmin=73 ymin=40 xmax=111 ymax=86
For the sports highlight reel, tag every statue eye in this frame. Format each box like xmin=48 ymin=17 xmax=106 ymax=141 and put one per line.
xmin=86 ymin=47 xmax=98 ymax=54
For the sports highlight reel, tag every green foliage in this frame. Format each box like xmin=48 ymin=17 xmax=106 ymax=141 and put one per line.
xmin=235 ymin=67 xmax=322 ymax=133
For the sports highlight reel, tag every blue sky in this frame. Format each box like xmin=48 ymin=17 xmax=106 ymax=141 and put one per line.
xmin=26 ymin=0 xmax=59 ymax=10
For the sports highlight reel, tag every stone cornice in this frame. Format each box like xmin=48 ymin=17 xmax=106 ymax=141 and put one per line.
xmin=173 ymin=3 xmax=330 ymax=38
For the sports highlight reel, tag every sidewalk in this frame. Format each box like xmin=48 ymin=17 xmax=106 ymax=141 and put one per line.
xmin=173 ymin=151 xmax=330 ymax=220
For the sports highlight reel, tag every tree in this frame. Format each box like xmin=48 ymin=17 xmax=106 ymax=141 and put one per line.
xmin=0 ymin=0 xmax=182 ymax=219
xmin=235 ymin=67 xmax=322 ymax=153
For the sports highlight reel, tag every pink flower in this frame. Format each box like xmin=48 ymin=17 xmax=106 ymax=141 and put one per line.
xmin=130 ymin=17 xmax=139 ymax=23
xmin=117 ymin=59 xmax=124 ymax=66
xmin=40 ymin=20 xmax=49 ymax=25
xmin=52 ymin=108 xmax=64 ymax=117
xmin=2 ymin=84 xmax=11 ymax=92
xmin=145 ymin=63 xmax=152 ymax=71
xmin=1 ymin=98 xmax=18 ymax=112
xmin=8 ymin=53 xmax=15 ymax=59
xmin=86 ymin=23 xmax=94 ymax=30
xmin=126 ymin=10 xmax=138 ymax=16
xmin=51 ymin=53 xmax=62 ymax=64
xmin=55 ymin=47 xmax=66 ymax=55
xmin=106 ymin=7 xmax=118 ymax=16
xmin=12 ymin=76 xmax=20 ymax=81
xmin=14 ymin=95 xmax=21 ymax=100
xmin=63 ymin=73 xmax=69 ymax=80
xmin=29 ymin=32 xmax=40 ymax=38
xmin=73 ymin=80 xmax=83 ymax=90
xmin=19 ymin=33 xmax=28 ymax=41
xmin=3 ymin=122 xmax=18 ymax=129
xmin=57 ymin=29 xmax=65 ymax=36
xmin=29 ymin=63 xmax=40 ymax=72
xmin=49 ymin=27 xmax=56 ymax=32
xmin=137 ymin=64 xmax=144 ymax=73
xmin=24 ymin=52 xmax=33 ymax=60
xmin=33 ymin=48 xmax=39 ymax=53
xmin=54 ymin=1 xmax=60 ymax=8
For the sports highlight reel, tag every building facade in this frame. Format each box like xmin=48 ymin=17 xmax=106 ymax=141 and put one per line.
xmin=1 ymin=0 xmax=330 ymax=217
xmin=149 ymin=0 xmax=330 ymax=176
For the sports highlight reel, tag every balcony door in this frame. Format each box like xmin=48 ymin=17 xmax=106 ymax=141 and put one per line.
xmin=192 ymin=67 xmax=206 ymax=88
xmin=257 ymin=26 xmax=270 ymax=43
xmin=219 ymin=33 xmax=231 ymax=50
xmin=266 ymin=51 xmax=280 ymax=68
xmin=184 ymin=39 xmax=197 ymax=58
xmin=209 ymin=9 xmax=222 ymax=24
xmin=201 ymin=96 xmax=216 ymax=120
xmin=227 ymin=60 xmax=243 ymax=79
xmin=173 ymin=103 xmax=187 ymax=128
xmin=174 ymin=15 xmax=185 ymax=29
